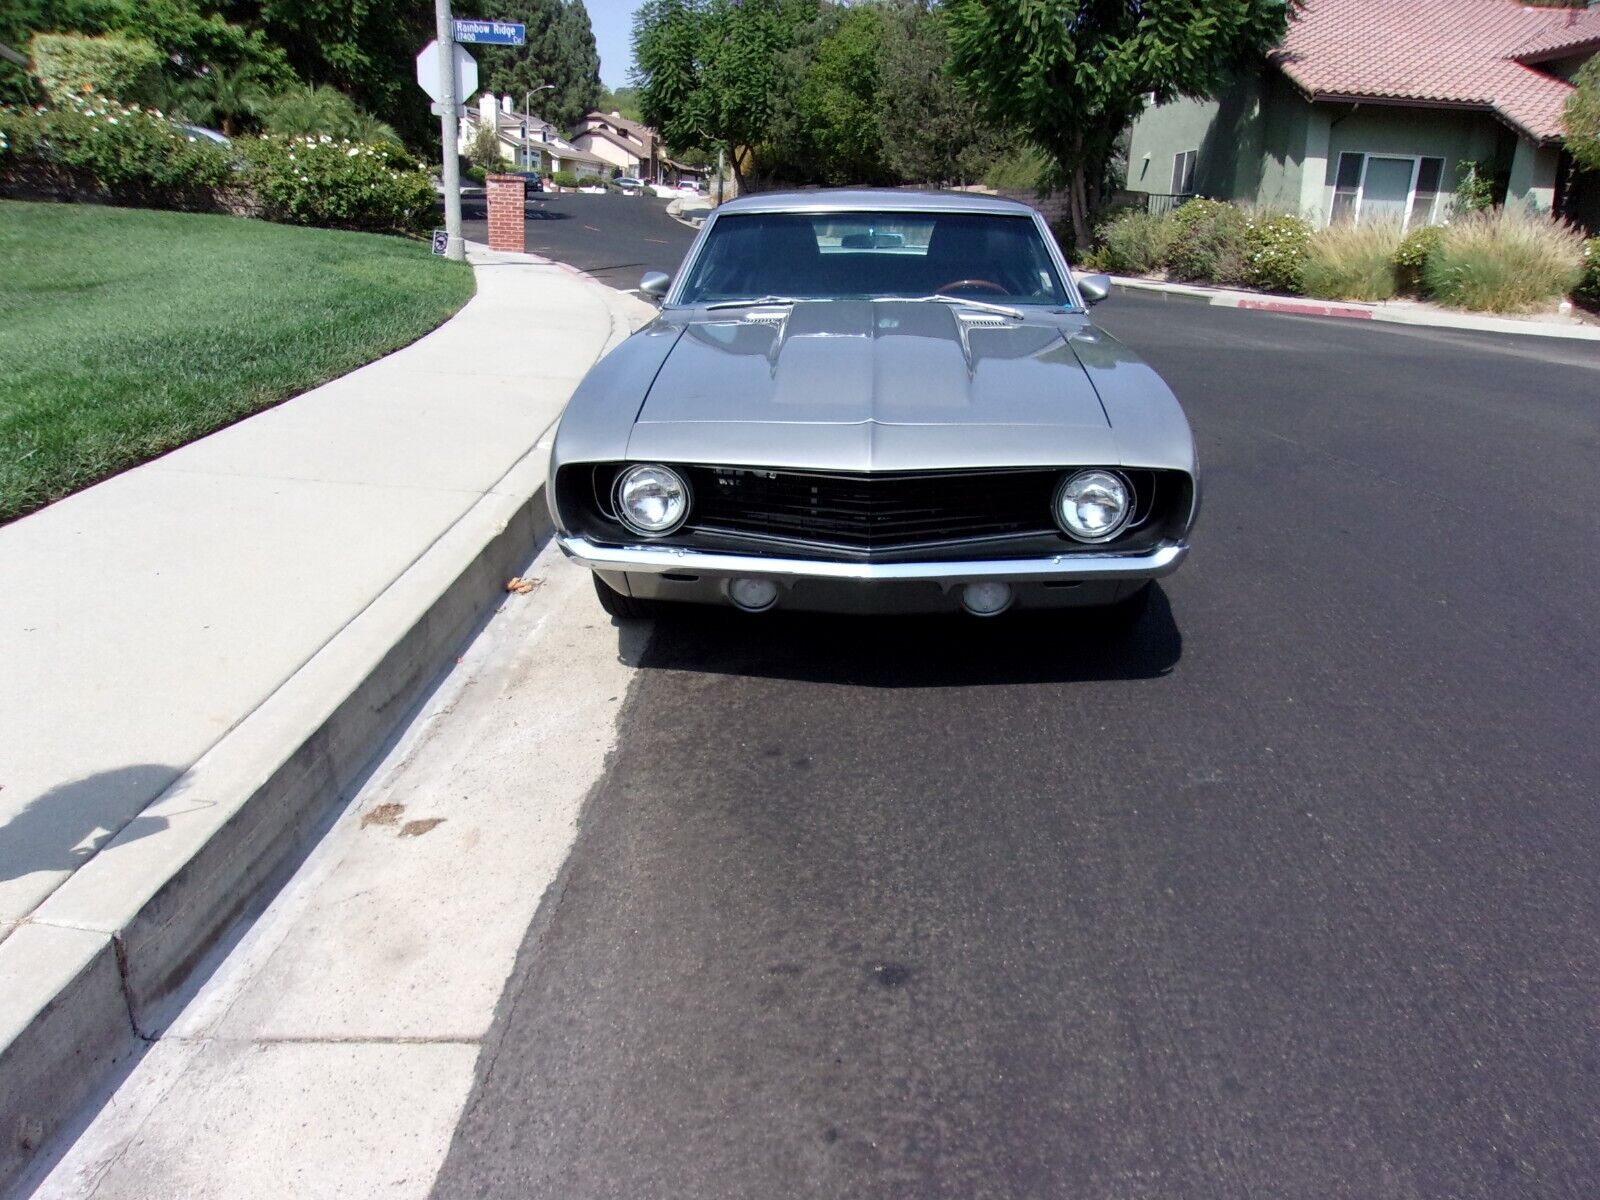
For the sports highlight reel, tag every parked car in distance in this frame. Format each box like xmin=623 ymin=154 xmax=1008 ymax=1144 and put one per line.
xmin=614 ymin=176 xmax=646 ymax=191
xmin=548 ymin=190 xmax=1199 ymax=620
xmin=504 ymin=170 xmax=544 ymax=194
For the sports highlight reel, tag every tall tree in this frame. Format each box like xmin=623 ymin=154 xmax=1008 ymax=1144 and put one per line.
xmin=877 ymin=0 xmax=1007 ymax=186
xmin=467 ymin=0 xmax=601 ymax=131
xmin=1564 ymin=54 xmax=1600 ymax=174
xmin=788 ymin=2 xmax=889 ymax=185
xmin=943 ymin=0 xmax=1297 ymax=246
xmin=632 ymin=0 xmax=817 ymax=192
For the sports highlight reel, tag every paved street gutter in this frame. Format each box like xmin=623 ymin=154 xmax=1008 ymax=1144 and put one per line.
xmin=0 ymin=245 xmax=654 ymax=1191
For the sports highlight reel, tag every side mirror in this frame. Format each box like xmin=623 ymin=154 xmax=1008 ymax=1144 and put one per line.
xmin=639 ymin=271 xmax=671 ymax=302
xmin=1075 ymin=272 xmax=1111 ymax=306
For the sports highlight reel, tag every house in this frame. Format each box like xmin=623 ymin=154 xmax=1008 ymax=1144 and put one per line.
xmin=465 ymin=94 xmax=611 ymax=178
xmin=568 ymin=110 xmax=660 ymax=181
xmin=1126 ymin=0 xmax=1600 ymax=231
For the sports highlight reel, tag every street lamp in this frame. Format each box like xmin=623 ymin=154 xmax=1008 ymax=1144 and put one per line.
xmin=523 ymin=83 xmax=556 ymax=171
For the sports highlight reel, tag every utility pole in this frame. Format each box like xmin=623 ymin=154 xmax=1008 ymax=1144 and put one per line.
xmin=434 ymin=0 xmax=465 ymax=261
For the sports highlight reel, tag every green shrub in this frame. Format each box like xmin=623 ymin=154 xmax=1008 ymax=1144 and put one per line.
xmin=1244 ymin=211 xmax=1311 ymax=293
xmin=238 ymin=134 xmax=436 ymax=234
xmin=1422 ymin=208 xmax=1585 ymax=313
xmin=465 ymin=119 xmax=503 ymax=170
xmin=1393 ymin=224 xmax=1445 ymax=293
xmin=1093 ymin=209 xmax=1177 ymax=275
xmin=1167 ymin=199 xmax=1252 ymax=285
xmin=551 ymin=168 xmax=579 ymax=188
xmin=28 ymin=33 xmax=162 ymax=106
xmin=258 ymin=85 xmax=400 ymax=147
xmin=1301 ymin=220 xmax=1402 ymax=301
xmin=1575 ymin=238 xmax=1599 ymax=310
xmin=576 ymin=173 xmax=604 ymax=189
xmin=0 ymin=97 xmax=230 ymax=204
xmin=466 ymin=164 xmax=488 ymax=184
xmin=1453 ymin=161 xmax=1496 ymax=215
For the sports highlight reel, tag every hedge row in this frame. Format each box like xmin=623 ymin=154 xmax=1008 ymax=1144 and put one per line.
xmin=1083 ymin=199 xmax=1589 ymax=314
xmin=0 ymin=96 xmax=435 ymax=235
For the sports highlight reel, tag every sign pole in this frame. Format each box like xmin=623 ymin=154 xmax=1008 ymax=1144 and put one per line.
xmin=434 ymin=0 xmax=465 ymax=261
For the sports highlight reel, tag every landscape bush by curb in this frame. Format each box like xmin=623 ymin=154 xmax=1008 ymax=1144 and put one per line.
xmin=1394 ymin=225 xmax=1445 ymax=294
xmin=1245 ymin=212 xmax=1311 ymax=294
xmin=1423 ymin=209 xmax=1586 ymax=314
xmin=1092 ymin=210 xmax=1176 ymax=274
xmin=1577 ymin=238 xmax=1600 ymax=310
xmin=1167 ymin=199 xmax=1252 ymax=286
xmin=1300 ymin=220 xmax=1403 ymax=302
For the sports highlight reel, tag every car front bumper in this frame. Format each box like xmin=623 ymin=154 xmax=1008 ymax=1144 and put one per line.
xmin=557 ymin=535 xmax=1188 ymax=614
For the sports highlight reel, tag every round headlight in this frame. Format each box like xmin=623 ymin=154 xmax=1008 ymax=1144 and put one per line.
xmin=615 ymin=464 xmax=689 ymax=536
xmin=1055 ymin=469 xmax=1132 ymax=542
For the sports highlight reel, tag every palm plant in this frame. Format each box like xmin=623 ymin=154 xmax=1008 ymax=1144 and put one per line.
xmin=259 ymin=84 xmax=398 ymax=146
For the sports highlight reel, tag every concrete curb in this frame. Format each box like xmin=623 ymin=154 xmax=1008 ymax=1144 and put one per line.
xmin=0 ymin=257 xmax=647 ymax=1194
xmin=1108 ymin=274 xmax=1600 ymax=341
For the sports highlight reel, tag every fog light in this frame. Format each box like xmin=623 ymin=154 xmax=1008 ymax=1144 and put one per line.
xmin=960 ymin=581 xmax=1013 ymax=616
xmin=728 ymin=577 xmax=779 ymax=612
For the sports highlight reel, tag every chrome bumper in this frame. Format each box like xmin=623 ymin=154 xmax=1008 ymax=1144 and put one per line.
xmin=557 ymin=535 xmax=1187 ymax=584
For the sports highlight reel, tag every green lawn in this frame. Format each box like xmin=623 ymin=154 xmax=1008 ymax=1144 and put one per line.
xmin=0 ymin=201 xmax=475 ymax=523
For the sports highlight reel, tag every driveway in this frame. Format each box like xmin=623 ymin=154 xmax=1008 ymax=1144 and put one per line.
xmin=429 ymin=292 xmax=1600 ymax=1198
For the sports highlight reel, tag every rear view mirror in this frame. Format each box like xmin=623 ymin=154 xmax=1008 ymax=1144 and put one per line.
xmin=1075 ymin=273 xmax=1111 ymax=306
xmin=640 ymin=271 xmax=671 ymax=302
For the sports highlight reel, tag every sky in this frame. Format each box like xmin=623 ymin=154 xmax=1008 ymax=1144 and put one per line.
xmin=585 ymin=0 xmax=638 ymax=90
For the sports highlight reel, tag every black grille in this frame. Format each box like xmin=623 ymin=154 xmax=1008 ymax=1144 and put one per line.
xmin=681 ymin=466 xmax=1062 ymax=550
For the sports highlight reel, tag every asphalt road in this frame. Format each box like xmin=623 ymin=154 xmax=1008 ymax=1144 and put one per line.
xmin=459 ymin=191 xmax=696 ymax=290
xmin=431 ymin=286 xmax=1600 ymax=1195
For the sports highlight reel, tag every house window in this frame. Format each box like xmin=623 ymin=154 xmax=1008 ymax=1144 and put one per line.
xmin=1330 ymin=152 xmax=1447 ymax=228
xmin=1171 ymin=149 xmax=1198 ymax=195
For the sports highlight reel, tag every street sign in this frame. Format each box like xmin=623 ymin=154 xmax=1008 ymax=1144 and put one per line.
xmin=452 ymin=19 xmax=525 ymax=46
xmin=431 ymin=229 xmax=449 ymax=256
xmin=415 ymin=39 xmax=478 ymax=104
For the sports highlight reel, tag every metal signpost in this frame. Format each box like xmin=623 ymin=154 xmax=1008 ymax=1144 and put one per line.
xmin=418 ymin=0 xmax=482 ymax=262
xmin=452 ymin=19 xmax=526 ymax=46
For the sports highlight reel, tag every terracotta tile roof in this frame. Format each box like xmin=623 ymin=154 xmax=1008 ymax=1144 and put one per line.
xmin=1271 ymin=0 xmax=1595 ymax=142
xmin=1512 ymin=8 xmax=1600 ymax=61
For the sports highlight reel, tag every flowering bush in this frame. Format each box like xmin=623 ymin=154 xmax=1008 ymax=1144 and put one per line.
xmin=1167 ymin=198 xmax=1252 ymax=285
xmin=1393 ymin=224 xmax=1445 ymax=294
xmin=0 ymin=95 xmax=230 ymax=204
xmin=1577 ymin=238 xmax=1600 ymax=310
xmin=237 ymin=134 xmax=436 ymax=234
xmin=1244 ymin=212 xmax=1311 ymax=293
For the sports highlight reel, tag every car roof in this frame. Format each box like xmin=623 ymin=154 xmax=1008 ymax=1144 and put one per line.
xmin=715 ymin=189 xmax=1041 ymax=217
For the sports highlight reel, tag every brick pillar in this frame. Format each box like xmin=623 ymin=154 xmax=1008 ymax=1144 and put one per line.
xmin=485 ymin=174 xmax=526 ymax=254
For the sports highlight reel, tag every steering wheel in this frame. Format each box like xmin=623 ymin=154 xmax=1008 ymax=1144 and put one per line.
xmin=936 ymin=278 xmax=1008 ymax=295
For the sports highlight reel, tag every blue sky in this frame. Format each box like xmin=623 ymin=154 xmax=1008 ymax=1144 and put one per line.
xmin=585 ymin=0 xmax=637 ymax=89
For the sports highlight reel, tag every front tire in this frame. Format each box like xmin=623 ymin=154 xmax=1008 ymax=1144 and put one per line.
xmin=592 ymin=573 xmax=658 ymax=619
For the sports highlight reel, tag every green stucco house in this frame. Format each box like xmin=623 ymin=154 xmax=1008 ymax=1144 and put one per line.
xmin=1126 ymin=0 xmax=1600 ymax=231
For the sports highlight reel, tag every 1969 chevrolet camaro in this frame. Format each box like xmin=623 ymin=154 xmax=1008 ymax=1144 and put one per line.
xmin=548 ymin=190 xmax=1199 ymax=619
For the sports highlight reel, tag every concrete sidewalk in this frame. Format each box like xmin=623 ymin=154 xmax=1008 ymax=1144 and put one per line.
xmin=1108 ymin=273 xmax=1600 ymax=341
xmin=0 ymin=242 xmax=654 ymax=1189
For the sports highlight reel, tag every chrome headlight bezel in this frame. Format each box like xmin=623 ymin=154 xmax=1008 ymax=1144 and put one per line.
xmin=1054 ymin=469 xmax=1133 ymax=543
xmin=614 ymin=463 xmax=691 ymax=537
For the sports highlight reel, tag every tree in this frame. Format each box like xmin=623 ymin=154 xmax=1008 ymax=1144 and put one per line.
xmin=877 ymin=0 xmax=1009 ymax=186
xmin=466 ymin=115 xmax=504 ymax=168
xmin=943 ymin=0 xmax=1297 ymax=247
xmin=633 ymin=0 xmax=818 ymax=192
xmin=599 ymin=84 xmax=642 ymax=122
xmin=1564 ymin=54 xmax=1600 ymax=174
xmin=786 ymin=3 xmax=889 ymax=185
xmin=466 ymin=0 xmax=601 ymax=131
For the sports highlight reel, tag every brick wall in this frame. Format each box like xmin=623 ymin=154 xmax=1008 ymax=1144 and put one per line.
xmin=485 ymin=175 xmax=526 ymax=253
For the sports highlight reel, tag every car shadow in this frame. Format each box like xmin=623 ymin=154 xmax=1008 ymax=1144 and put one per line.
xmin=627 ymin=585 xmax=1182 ymax=687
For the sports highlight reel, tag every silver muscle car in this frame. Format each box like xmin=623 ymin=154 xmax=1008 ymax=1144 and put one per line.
xmin=548 ymin=190 xmax=1198 ymax=619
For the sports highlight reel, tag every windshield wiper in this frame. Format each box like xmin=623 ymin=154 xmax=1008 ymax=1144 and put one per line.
xmin=891 ymin=294 xmax=1026 ymax=319
xmin=703 ymin=295 xmax=801 ymax=310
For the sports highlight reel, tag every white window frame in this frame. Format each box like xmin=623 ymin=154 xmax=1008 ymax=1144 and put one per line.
xmin=1171 ymin=148 xmax=1197 ymax=195
xmin=1334 ymin=152 xmax=1449 ymax=230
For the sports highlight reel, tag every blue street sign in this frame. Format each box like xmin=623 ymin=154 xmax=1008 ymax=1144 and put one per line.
xmin=452 ymin=19 xmax=525 ymax=46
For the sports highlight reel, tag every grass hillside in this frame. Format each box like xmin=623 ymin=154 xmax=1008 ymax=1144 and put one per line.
xmin=0 ymin=202 xmax=474 ymax=522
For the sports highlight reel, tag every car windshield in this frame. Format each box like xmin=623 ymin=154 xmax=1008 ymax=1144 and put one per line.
xmin=675 ymin=211 xmax=1070 ymax=307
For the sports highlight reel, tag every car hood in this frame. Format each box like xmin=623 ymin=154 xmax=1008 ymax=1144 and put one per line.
xmin=626 ymin=300 xmax=1119 ymax=471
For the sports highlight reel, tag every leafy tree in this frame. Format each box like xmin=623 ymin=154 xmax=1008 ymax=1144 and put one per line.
xmin=1564 ymin=54 xmax=1600 ymax=174
xmin=466 ymin=115 xmax=504 ymax=167
xmin=28 ymin=30 xmax=162 ymax=104
xmin=233 ymin=0 xmax=434 ymax=147
xmin=464 ymin=0 xmax=602 ymax=131
xmin=943 ymin=0 xmax=1297 ymax=247
xmin=633 ymin=0 xmax=817 ymax=192
xmin=877 ymin=0 xmax=1008 ymax=186
xmin=785 ymin=3 xmax=889 ymax=185
xmin=599 ymin=84 xmax=642 ymax=122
